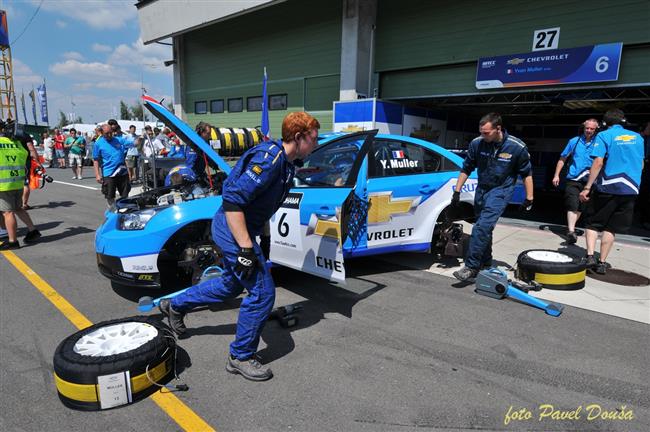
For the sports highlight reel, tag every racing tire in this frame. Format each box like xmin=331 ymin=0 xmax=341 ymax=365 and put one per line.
xmin=515 ymin=249 xmax=586 ymax=290
xmin=53 ymin=316 xmax=176 ymax=411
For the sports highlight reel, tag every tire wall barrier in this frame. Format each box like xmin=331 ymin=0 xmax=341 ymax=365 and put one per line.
xmin=53 ymin=316 xmax=175 ymax=411
xmin=515 ymin=249 xmax=586 ymax=290
xmin=213 ymin=127 xmax=264 ymax=157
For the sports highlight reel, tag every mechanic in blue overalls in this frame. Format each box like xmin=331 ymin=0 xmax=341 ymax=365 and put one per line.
xmin=451 ymin=112 xmax=534 ymax=282
xmin=160 ymin=112 xmax=320 ymax=381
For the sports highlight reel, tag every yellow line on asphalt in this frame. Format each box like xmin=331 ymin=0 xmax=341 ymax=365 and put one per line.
xmin=1 ymin=251 xmax=216 ymax=432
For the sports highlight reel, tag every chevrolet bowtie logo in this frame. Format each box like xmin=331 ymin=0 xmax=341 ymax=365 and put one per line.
xmin=368 ymin=193 xmax=419 ymax=224
xmin=615 ymin=134 xmax=636 ymax=142
xmin=308 ymin=214 xmax=341 ymax=242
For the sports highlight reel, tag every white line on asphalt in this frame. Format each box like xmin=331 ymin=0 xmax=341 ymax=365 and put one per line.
xmin=53 ymin=180 xmax=100 ymax=191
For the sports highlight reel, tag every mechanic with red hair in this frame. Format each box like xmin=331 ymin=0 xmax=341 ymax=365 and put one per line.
xmin=160 ymin=111 xmax=320 ymax=381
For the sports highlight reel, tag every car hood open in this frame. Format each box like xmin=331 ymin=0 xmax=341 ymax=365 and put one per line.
xmin=142 ymin=95 xmax=232 ymax=174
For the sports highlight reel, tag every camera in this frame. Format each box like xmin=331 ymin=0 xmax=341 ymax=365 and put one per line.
xmin=0 ymin=118 xmax=17 ymax=138
xmin=34 ymin=165 xmax=54 ymax=183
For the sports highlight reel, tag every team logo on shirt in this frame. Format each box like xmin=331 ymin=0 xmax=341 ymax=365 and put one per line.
xmin=251 ymin=165 xmax=263 ymax=175
xmin=498 ymin=152 xmax=512 ymax=159
xmin=614 ymin=135 xmax=637 ymax=143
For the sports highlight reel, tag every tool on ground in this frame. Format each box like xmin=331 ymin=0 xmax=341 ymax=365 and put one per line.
xmin=268 ymin=304 xmax=302 ymax=328
xmin=475 ymin=268 xmax=564 ymax=317
xmin=138 ymin=266 xmax=223 ymax=312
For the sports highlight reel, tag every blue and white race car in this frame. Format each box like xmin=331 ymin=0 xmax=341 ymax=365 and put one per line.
xmin=95 ymin=97 xmax=477 ymax=289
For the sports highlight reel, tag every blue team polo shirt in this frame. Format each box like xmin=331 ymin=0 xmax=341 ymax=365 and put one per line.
xmin=560 ymin=134 xmax=596 ymax=181
xmin=592 ymin=124 xmax=644 ymax=195
xmin=221 ymin=140 xmax=294 ymax=235
xmin=93 ymin=136 xmax=127 ymax=177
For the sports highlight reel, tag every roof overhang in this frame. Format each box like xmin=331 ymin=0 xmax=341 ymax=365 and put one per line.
xmin=136 ymin=0 xmax=287 ymax=44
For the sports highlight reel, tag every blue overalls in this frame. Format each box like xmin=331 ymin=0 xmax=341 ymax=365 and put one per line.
xmin=461 ymin=133 xmax=532 ymax=270
xmin=171 ymin=140 xmax=294 ymax=359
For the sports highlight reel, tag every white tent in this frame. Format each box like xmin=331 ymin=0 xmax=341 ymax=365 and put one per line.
xmin=62 ymin=123 xmax=97 ymax=135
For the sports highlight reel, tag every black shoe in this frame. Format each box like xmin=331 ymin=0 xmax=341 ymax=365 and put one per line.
xmin=453 ymin=266 xmax=478 ymax=282
xmin=226 ymin=355 xmax=273 ymax=381
xmin=24 ymin=229 xmax=41 ymax=243
xmin=158 ymin=299 xmax=187 ymax=335
xmin=585 ymin=255 xmax=597 ymax=268
xmin=0 ymin=240 xmax=20 ymax=250
xmin=566 ymin=231 xmax=578 ymax=244
xmin=594 ymin=261 xmax=608 ymax=275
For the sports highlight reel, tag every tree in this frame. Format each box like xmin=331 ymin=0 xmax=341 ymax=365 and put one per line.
xmin=120 ymin=100 xmax=131 ymax=120
xmin=57 ymin=110 xmax=68 ymax=129
xmin=130 ymin=100 xmax=149 ymax=122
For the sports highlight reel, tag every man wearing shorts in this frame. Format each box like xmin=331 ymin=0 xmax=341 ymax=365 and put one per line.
xmin=552 ymin=119 xmax=598 ymax=244
xmin=64 ymin=128 xmax=86 ymax=179
xmin=579 ymin=109 xmax=644 ymax=274
xmin=93 ymin=124 xmax=130 ymax=207
xmin=53 ymin=128 xmax=66 ymax=168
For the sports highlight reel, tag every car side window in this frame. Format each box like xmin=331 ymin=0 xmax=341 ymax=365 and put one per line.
xmin=370 ymin=139 xmax=441 ymax=178
xmin=295 ymin=136 xmax=364 ymax=187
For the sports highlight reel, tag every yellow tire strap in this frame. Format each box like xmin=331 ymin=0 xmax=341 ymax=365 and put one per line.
xmin=534 ymin=270 xmax=585 ymax=285
xmin=54 ymin=355 xmax=170 ymax=402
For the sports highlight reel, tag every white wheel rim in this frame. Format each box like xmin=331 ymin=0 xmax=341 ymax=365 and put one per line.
xmin=74 ymin=322 xmax=158 ymax=357
xmin=526 ymin=250 xmax=573 ymax=263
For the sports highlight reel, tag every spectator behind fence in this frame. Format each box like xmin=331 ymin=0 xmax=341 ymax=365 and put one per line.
xmin=552 ymin=118 xmax=599 ymax=244
xmin=64 ymin=128 xmax=86 ymax=180
xmin=579 ymin=109 xmax=644 ymax=274
xmin=53 ymin=128 xmax=66 ymax=168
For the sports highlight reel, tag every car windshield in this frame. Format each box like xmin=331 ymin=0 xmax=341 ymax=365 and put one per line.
xmin=294 ymin=135 xmax=366 ymax=187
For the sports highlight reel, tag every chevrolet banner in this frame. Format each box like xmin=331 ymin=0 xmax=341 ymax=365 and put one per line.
xmin=476 ymin=43 xmax=622 ymax=89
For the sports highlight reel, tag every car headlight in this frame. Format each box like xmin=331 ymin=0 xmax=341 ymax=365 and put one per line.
xmin=119 ymin=209 xmax=158 ymax=230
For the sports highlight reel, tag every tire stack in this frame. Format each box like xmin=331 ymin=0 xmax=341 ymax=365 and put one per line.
xmin=213 ymin=127 xmax=265 ymax=157
xmin=515 ymin=249 xmax=586 ymax=290
xmin=53 ymin=316 xmax=176 ymax=411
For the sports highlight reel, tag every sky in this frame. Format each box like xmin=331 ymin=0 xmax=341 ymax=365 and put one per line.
xmin=4 ymin=0 xmax=173 ymax=127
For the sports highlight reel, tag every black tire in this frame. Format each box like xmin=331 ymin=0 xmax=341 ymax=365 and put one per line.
xmin=515 ymin=249 xmax=586 ymax=290
xmin=53 ymin=316 xmax=175 ymax=411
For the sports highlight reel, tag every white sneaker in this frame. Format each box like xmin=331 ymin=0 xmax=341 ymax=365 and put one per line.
xmin=0 ymin=228 xmax=8 ymax=238
xmin=72 ymin=176 xmax=78 ymax=179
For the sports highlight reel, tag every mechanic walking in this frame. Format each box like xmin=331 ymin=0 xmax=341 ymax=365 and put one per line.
xmin=552 ymin=119 xmax=599 ymax=244
xmin=160 ymin=112 xmax=320 ymax=381
xmin=93 ymin=124 xmax=130 ymax=207
xmin=451 ymin=113 xmax=534 ymax=282
xmin=579 ymin=109 xmax=644 ymax=274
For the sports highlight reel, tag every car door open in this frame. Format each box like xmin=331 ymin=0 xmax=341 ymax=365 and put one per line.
xmin=269 ymin=131 xmax=375 ymax=283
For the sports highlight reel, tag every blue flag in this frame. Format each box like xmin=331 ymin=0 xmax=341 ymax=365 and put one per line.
xmin=37 ymin=83 xmax=49 ymax=124
xmin=261 ymin=67 xmax=270 ymax=140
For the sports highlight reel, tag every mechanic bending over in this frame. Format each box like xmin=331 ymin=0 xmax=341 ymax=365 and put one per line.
xmin=451 ymin=112 xmax=534 ymax=282
xmin=159 ymin=112 xmax=320 ymax=381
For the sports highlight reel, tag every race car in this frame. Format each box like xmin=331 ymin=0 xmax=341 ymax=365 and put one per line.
xmin=95 ymin=96 xmax=477 ymax=289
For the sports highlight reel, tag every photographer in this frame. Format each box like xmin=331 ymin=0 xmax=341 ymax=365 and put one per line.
xmin=552 ymin=119 xmax=598 ymax=244
xmin=0 ymin=119 xmax=41 ymax=250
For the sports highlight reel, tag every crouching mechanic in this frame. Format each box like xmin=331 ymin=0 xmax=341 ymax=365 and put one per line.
xmin=451 ymin=112 xmax=534 ymax=282
xmin=159 ymin=112 xmax=320 ymax=381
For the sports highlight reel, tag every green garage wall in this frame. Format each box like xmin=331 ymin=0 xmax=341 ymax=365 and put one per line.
xmin=183 ymin=0 xmax=342 ymax=134
xmin=375 ymin=0 xmax=650 ymax=97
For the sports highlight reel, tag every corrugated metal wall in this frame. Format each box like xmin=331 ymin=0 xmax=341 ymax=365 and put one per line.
xmin=375 ymin=0 xmax=650 ymax=98
xmin=182 ymin=0 xmax=342 ymax=133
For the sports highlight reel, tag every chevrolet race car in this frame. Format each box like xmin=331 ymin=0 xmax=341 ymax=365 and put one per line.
xmin=95 ymin=97 xmax=477 ymax=289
